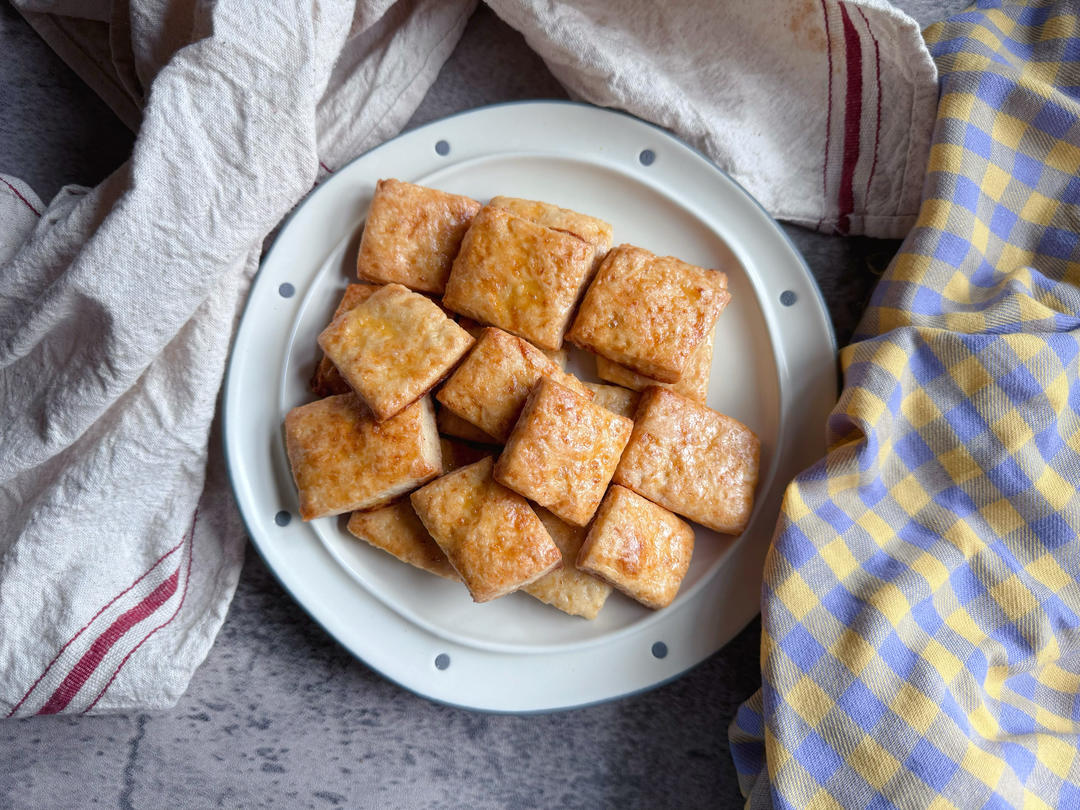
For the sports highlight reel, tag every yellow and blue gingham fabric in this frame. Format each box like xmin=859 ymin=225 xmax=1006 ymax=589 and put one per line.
xmin=729 ymin=2 xmax=1080 ymax=807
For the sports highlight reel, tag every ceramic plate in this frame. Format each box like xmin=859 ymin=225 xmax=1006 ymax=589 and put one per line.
xmin=223 ymin=101 xmax=837 ymax=712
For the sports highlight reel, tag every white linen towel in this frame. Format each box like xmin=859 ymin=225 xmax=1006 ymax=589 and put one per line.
xmin=0 ymin=0 xmax=937 ymax=716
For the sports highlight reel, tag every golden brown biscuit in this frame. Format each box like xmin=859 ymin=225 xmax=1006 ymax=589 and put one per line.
xmin=317 ymin=283 xmax=475 ymax=421
xmin=582 ymin=382 xmax=641 ymax=420
xmin=436 ymin=327 xmax=592 ymax=442
xmin=284 ymin=394 xmax=441 ymax=520
xmin=309 ymin=284 xmax=377 ymax=397
xmin=346 ymin=501 xmax=459 ymax=580
xmin=494 ymin=377 xmax=633 ymax=526
xmin=614 ymin=388 xmax=760 ymax=534
xmin=442 ymin=206 xmax=595 ymax=350
xmin=595 ymin=328 xmax=714 ymax=404
xmin=577 ymin=485 xmax=694 ymax=609
xmin=568 ymin=244 xmax=730 ymax=383
xmin=488 ymin=196 xmax=613 ymax=261
xmin=436 ymin=407 xmax=500 ymax=445
xmin=410 ymin=457 xmax=561 ymax=603
xmin=523 ymin=508 xmax=612 ymax=619
xmin=356 ymin=179 xmax=481 ymax=294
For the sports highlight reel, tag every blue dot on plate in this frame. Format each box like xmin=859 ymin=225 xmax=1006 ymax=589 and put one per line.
xmin=435 ymin=140 xmax=450 ymax=156
xmin=278 ymin=283 xmax=295 ymax=298
xmin=652 ymin=641 xmax=668 ymax=659
xmin=780 ymin=290 xmax=797 ymax=306
xmin=274 ymin=510 xmax=291 ymax=527
xmin=434 ymin=653 xmax=451 ymax=670
xmin=639 ymin=149 xmax=656 ymax=166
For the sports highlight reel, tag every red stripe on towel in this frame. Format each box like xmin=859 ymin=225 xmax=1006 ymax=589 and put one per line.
xmin=2 ymin=178 xmax=41 ymax=217
xmin=83 ymin=520 xmax=197 ymax=714
xmin=836 ymin=2 xmax=864 ymax=234
xmin=6 ymin=535 xmax=186 ymax=718
xmin=36 ymin=567 xmax=182 ymax=716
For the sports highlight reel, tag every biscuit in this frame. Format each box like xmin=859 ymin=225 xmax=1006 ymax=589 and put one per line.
xmin=577 ymin=485 xmax=694 ymax=609
xmin=356 ymin=179 xmax=481 ymax=294
xmin=309 ymin=284 xmax=377 ymax=397
xmin=522 ymin=508 xmax=612 ymax=619
xmin=436 ymin=327 xmax=592 ymax=442
xmin=582 ymin=382 xmax=640 ymax=420
xmin=488 ymin=196 xmax=613 ymax=265
xmin=568 ymin=244 xmax=730 ymax=383
xmin=442 ymin=206 xmax=595 ymax=350
xmin=317 ymin=283 xmax=474 ymax=421
xmin=614 ymin=388 xmax=760 ymax=534
xmin=437 ymin=407 xmax=499 ymax=445
xmin=595 ymin=328 xmax=714 ymax=404
xmin=410 ymin=457 xmax=561 ymax=603
xmin=346 ymin=501 xmax=458 ymax=580
xmin=284 ymin=394 xmax=441 ymax=520
xmin=494 ymin=377 xmax=633 ymax=526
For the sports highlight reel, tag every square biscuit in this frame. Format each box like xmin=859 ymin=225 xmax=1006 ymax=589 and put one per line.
xmin=595 ymin=328 xmax=714 ymax=404
xmin=523 ymin=508 xmax=612 ymax=619
xmin=437 ymin=327 xmax=593 ymax=442
xmin=317 ymin=283 xmax=474 ymax=421
xmin=310 ymin=284 xmax=377 ymax=397
xmin=356 ymin=179 xmax=481 ymax=294
xmin=582 ymin=382 xmax=640 ymax=420
xmin=410 ymin=457 xmax=561 ymax=603
xmin=346 ymin=501 xmax=458 ymax=580
xmin=568 ymin=244 xmax=730 ymax=383
xmin=614 ymin=388 xmax=760 ymax=534
xmin=442 ymin=206 xmax=596 ymax=350
xmin=494 ymin=377 xmax=633 ymax=526
xmin=437 ymin=407 xmax=499 ymax=445
xmin=577 ymin=485 xmax=694 ymax=610
xmin=284 ymin=394 xmax=441 ymax=520
xmin=488 ymin=196 xmax=613 ymax=263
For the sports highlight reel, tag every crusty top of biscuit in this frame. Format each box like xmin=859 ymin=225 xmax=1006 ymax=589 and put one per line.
xmin=442 ymin=207 xmax=596 ymax=351
xmin=356 ymin=178 xmax=481 ymax=294
xmin=410 ymin=457 xmax=561 ymax=602
xmin=568 ymin=244 xmax=730 ymax=383
xmin=284 ymin=393 xmax=441 ymax=520
xmin=576 ymin=485 xmax=694 ymax=610
xmin=488 ymin=196 xmax=613 ymax=255
xmin=614 ymin=388 xmax=760 ymax=534
xmin=318 ymin=283 xmax=474 ymax=421
xmin=436 ymin=327 xmax=592 ymax=441
xmin=495 ymin=377 xmax=633 ymax=526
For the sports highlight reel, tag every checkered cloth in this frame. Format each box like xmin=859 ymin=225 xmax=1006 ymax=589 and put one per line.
xmin=729 ymin=2 xmax=1080 ymax=807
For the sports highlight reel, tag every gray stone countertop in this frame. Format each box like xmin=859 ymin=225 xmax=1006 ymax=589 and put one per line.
xmin=1 ymin=2 xmax=962 ymax=807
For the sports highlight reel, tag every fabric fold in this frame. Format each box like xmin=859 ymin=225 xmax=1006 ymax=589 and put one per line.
xmin=731 ymin=4 xmax=1080 ymax=806
xmin=0 ymin=0 xmax=472 ymax=716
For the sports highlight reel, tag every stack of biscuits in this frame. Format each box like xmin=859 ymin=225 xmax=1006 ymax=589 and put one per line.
xmin=284 ymin=178 xmax=761 ymax=619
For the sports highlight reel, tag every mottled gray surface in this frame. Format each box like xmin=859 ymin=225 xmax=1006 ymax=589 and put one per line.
xmin=1 ymin=1 xmax=963 ymax=808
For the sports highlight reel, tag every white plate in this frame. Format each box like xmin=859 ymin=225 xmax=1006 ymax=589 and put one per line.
xmin=224 ymin=101 xmax=836 ymax=712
